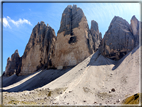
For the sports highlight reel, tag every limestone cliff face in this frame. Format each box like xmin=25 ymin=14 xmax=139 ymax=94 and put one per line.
xmin=19 ymin=22 xmax=56 ymax=75
xmin=101 ymin=16 xmax=139 ymax=60
xmin=5 ymin=50 xmax=21 ymax=76
xmin=5 ymin=5 xmax=140 ymax=76
xmin=52 ymin=5 xmax=101 ymax=69
xmin=4 ymin=5 xmax=140 ymax=76
xmin=130 ymin=15 xmax=140 ymax=46
xmin=4 ymin=5 xmax=102 ymax=76
xmin=89 ymin=20 xmax=102 ymax=52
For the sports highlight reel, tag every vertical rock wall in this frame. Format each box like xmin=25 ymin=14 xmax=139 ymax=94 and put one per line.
xmin=52 ymin=5 xmax=101 ymax=69
xmin=18 ymin=22 xmax=56 ymax=75
xmin=101 ymin=16 xmax=140 ymax=60
xmin=5 ymin=50 xmax=21 ymax=76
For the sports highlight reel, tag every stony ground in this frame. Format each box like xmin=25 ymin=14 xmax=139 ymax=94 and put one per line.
xmin=3 ymin=89 xmax=55 ymax=105
xmin=2 ymin=45 xmax=140 ymax=106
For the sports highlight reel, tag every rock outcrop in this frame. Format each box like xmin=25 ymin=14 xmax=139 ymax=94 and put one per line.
xmin=89 ymin=20 xmax=102 ymax=52
xmin=130 ymin=15 xmax=140 ymax=46
xmin=4 ymin=50 xmax=21 ymax=76
xmin=7 ymin=5 xmax=141 ymax=76
xmin=4 ymin=5 xmax=102 ymax=76
xmin=100 ymin=16 xmax=139 ymax=60
xmin=52 ymin=5 xmax=101 ymax=69
xmin=18 ymin=22 xmax=56 ymax=75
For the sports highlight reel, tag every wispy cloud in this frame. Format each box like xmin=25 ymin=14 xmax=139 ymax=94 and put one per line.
xmin=7 ymin=16 xmax=32 ymax=27
xmin=0 ymin=17 xmax=11 ymax=28
xmin=1 ymin=16 xmax=32 ymax=28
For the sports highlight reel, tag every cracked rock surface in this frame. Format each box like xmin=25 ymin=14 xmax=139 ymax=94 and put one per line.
xmin=19 ymin=22 xmax=56 ymax=75
xmin=52 ymin=5 xmax=101 ymax=69
xmin=4 ymin=50 xmax=21 ymax=76
xmin=100 ymin=16 xmax=140 ymax=60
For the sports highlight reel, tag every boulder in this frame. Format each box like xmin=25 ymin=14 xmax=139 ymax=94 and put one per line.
xmin=5 ymin=50 xmax=21 ymax=76
xmin=52 ymin=5 xmax=101 ymax=69
xmin=18 ymin=22 xmax=56 ymax=75
xmin=101 ymin=16 xmax=135 ymax=60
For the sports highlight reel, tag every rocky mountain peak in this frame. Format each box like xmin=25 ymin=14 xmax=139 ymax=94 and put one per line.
xmin=52 ymin=5 xmax=101 ymax=69
xmin=91 ymin=20 xmax=99 ymax=34
xmin=11 ymin=49 xmax=20 ymax=60
xmin=15 ymin=49 xmax=19 ymax=53
xmin=40 ymin=21 xmax=45 ymax=24
xmin=88 ymin=20 xmax=102 ymax=52
xmin=4 ymin=50 xmax=21 ymax=76
xmin=130 ymin=15 xmax=139 ymax=46
xmin=4 ymin=5 xmax=140 ymax=76
xmin=131 ymin=15 xmax=137 ymax=20
xmin=101 ymin=15 xmax=140 ymax=60
xmin=109 ymin=16 xmax=130 ymax=30
xmin=7 ymin=57 xmax=11 ymax=62
xmin=67 ymin=5 xmax=72 ymax=9
xmin=18 ymin=22 xmax=56 ymax=75
xmin=58 ymin=5 xmax=87 ymax=35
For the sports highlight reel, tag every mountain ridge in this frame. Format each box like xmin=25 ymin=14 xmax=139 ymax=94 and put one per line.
xmin=2 ymin=4 xmax=141 ymax=105
xmin=4 ymin=5 xmax=140 ymax=76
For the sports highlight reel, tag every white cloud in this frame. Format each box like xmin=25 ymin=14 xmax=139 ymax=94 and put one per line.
xmin=7 ymin=16 xmax=32 ymax=27
xmin=0 ymin=17 xmax=11 ymax=28
xmin=1 ymin=16 xmax=32 ymax=29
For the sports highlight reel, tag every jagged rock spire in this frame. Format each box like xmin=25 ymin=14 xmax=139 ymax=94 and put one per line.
xmin=100 ymin=16 xmax=139 ymax=60
xmin=4 ymin=50 xmax=21 ymax=76
xmin=52 ymin=5 xmax=101 ymax=69
xmin=18 ymin=22 xmax=56 ymax=75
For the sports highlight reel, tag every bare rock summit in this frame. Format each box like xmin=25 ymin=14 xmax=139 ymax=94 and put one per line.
xmin=89 ymin=20 xmax=102 ymax=52
xmin=4 ymin=5 xmax=102 ymax=76
xmin=19 ymin=22 xmax=56 ymax=75
xmin=4 ymin=50 xmax=21 ymax=76
xmin=130 ymin=15 xmax=140 ymax=46
xmin=52 ymin=5 xmax=101 ymax=69
xmin=100 ymin=16 xmax=137 ymax=60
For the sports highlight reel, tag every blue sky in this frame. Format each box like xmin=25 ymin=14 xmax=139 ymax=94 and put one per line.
xmin=1 ymin=2 xmax=140 ymax=74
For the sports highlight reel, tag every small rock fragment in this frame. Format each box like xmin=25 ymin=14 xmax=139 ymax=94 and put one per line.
xmin=83 ymin=100 xmax=86 ymax=102
xmin=111 ymin=88 xmax=115 ymax=92
xmin=117 ymin=99 xmax=120 ymax=103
